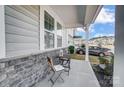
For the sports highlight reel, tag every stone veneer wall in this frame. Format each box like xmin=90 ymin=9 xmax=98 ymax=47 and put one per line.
xmin=0 ymin=48 xmax=67 ymax=87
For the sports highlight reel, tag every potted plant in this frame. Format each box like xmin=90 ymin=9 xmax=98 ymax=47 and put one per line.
xmin=68 ymin=45 xmax=75 ymax=54
xmin=81 ymin=44 xmax=85 ymax=49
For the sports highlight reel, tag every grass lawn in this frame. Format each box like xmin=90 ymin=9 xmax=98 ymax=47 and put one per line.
xmin=70 ymin=54 xmax=100 ymax=64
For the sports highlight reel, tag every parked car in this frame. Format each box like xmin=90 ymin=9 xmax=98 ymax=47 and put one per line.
xmin=76 ymin=46 xmax=113 ymax=57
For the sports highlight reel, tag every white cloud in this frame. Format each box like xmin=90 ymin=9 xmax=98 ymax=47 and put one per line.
xmin=75 ymin=28 xmax=85 ymax=36
xmin=77 ymin=24 xmax=95 ymax=32
xmin=89 ymin=24 xmax=95 ymax=33
xmin=95 ymin=7 xmax=115 ymax=24
xmin=76 ymin=27 xmax=85 ymax=32
xmin=94 ymin=33 xmax=114 ymax=38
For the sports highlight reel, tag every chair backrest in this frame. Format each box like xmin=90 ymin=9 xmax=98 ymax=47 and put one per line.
xmin=47 ymin=57 xmax=55 ymax=71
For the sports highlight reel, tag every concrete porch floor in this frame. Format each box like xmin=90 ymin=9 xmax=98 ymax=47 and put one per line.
xmin=35 ymin=59 xmax=100 ymax=87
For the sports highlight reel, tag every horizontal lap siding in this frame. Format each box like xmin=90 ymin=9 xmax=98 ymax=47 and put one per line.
xmin=5 ymin=5 xmax=40 ymax=57
xmin=6 ymin=43 xmax=39 ymax=51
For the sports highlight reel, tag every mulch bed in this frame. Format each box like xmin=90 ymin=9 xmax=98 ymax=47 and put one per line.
xmin=91 ymin=64 xmax=113 ymax=87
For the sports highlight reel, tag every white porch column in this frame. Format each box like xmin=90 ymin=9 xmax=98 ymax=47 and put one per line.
xmin=0 ymin=6 xmax=6 ymax=58
xmin=85 ymin=27 xmax=89 ymax=62
xmin=114 ymin=6 xmax=124 ymax=87
xmin=39 ymin=6 xmax=45 ymax=50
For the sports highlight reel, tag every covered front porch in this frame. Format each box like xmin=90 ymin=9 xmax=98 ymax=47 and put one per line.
xmin=0 ymin=5 xmax=102 ymax=87
xmin=35 ymin=59 xmax=100 ymax=87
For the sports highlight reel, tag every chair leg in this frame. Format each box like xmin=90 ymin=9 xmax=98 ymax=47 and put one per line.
xmin=54 ymin=71 xmax=63 ymax=83
xmin=49 ymin=71 xmax=64 ymax=86
xmin=63 ymin=60 xmax=70 ymax=76
xmin=60 ymin=75 xmax=64 ymax=82
xmin=49 ymin=71 xmax=55 ymax=86
xmin=50 ymin=78 xmax=55 ymax=86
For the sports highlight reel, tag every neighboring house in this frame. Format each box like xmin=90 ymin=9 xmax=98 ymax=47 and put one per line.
xmin=73 ymin=36 xmax=84 ymax=47
xmin=68 ymin=35 xmax=74 ymax=45
xmin=67 ymin=28 xmax=74 ymax=46
xmin=89 ymin=36 xmax=114 ymax=49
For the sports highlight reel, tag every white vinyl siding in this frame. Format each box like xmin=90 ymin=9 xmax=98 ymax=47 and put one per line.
xmin=5 ymin=5 xmax=40 ymax=57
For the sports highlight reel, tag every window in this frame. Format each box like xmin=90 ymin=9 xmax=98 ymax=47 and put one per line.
xmin=57 ymin=35 xmax=62 ymax=47
xmin=44 ymin=11 xmax=54 ymax=31
xmin=45 ymin=31 xmax=54 ymax=49
xmin=44 ymin=11 xmax=55 ymax=49
xmin=57 ymin=22 xmax=62 ymax=30
xmin=57 ymin=22 xmax=62 ymax=47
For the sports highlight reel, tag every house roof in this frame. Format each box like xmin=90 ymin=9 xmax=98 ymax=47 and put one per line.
xmin=73 ymin=36 xmax=82 ymax=38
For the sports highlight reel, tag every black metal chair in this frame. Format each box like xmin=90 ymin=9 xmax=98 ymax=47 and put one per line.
xmin=59 ymin=54 xmax=71 ymax=76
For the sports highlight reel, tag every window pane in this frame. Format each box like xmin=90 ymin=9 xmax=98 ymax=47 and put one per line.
xmin=57 ymin=22 xmax=62 ymax=30
xmin=45 ymin=31 xmax=54 ymax=49
xmin=57 ymin=35 xmax=62 ymax=47
xmin=57 ymin=22 xmax=62 ymax=36
xmin=44 ymin=11 xmax=54 ymax=31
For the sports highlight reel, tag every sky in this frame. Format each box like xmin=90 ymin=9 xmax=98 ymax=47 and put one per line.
xmin=75 ymin=5 xmax=115 ymax=39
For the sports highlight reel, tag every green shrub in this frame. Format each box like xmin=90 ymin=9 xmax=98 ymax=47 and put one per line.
xmin=111 ymin=55 xmax=114 ymax=64
xmin=104 ymin=64 xmax=113 ymax=75
xmin=99 ymin=55 xmax=114 ymax=64
xmin=68 ymin=45 xmax=75 ymax=54
xmin=99 ymin=56 xmax=109 ymax=64
xmin=81 ymin=44 xmax=85 ymax=48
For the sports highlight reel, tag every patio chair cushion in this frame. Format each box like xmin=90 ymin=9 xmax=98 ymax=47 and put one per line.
xmin=54 ymin=65 xmax=64 ymax=71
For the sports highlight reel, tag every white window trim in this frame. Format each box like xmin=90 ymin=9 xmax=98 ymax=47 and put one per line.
xmin=44 ymin=11 xmax=55 ymax=49
xmin=44 ymin=17 xmax=63 ymax=50
xmin=44 ymin=29 xmax=55 ymax=34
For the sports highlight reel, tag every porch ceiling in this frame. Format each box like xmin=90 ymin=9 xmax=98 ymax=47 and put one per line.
xmin=50 ymin=5 xmax=102 ymax=28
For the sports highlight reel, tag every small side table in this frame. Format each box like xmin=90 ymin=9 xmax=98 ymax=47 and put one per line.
xmin=59 ymin=56 xmax=71 ymax=75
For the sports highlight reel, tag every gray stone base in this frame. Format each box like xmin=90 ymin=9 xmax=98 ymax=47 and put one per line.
xmin=0 ymin=48 xmax=67 ymax=87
